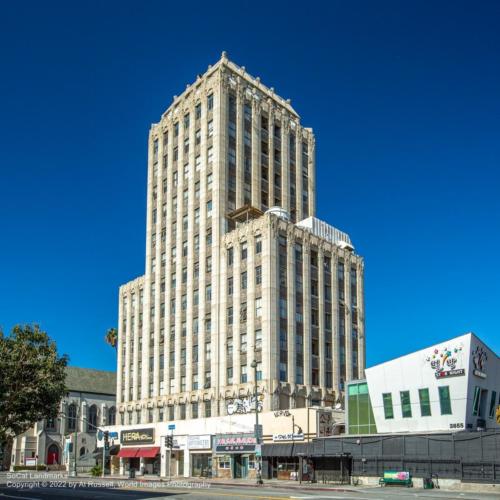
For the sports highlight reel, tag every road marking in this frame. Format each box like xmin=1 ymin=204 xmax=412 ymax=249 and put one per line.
xmin=125 ymin=488 xmax=292 ymax=500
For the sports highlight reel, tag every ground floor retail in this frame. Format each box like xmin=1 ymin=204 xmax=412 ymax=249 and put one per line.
xmin=99 ymin=407 xmax=342 ymax=479
xmin=117 ymin=446 xmax=161 ymax=475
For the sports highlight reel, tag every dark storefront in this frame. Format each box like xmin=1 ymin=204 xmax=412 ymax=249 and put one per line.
xmin=262 ymin=442 xmax=351 ymax=484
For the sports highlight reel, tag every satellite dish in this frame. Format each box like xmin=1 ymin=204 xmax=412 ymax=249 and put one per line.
xmin=335 ymin=403 xmax=342 ymax=410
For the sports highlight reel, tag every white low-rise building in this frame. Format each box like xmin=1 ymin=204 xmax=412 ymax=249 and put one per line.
xmin=359 ymin=332 xmax=500 ymax=434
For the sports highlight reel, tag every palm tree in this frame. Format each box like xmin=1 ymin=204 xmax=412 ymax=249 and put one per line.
xmin=104 ymin=328 xmax=118 ymax=349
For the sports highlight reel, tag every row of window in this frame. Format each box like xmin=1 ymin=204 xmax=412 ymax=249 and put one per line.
xmin=382 ymin=386 xmax=452 ymax=419
xmin=120 ymin=399 xmax=213 ymax=425
xmin=57 ymin=404 xmax=117 ymax=432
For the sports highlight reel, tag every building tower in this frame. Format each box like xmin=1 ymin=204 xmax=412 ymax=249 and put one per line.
xmin=116 ymin=53 xmax=365 ymax=425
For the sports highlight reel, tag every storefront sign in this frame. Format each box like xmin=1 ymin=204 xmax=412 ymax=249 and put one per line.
xmin=121 ymin=428 xmax=154 ymax=446
xmin=214 ymin=433 xmax=256 ymax=453
xmin=426 ymin=345 xmax=465 ymax=378
xmin=472 ymin=345 xmax=487 ymax=379
xmin=272 ymin=433 xmax=304 ymax=442
xmin=188 ymin=435 xmax=211 ymax=450
xmin=435 ymin=368 xmax=465 ymax=379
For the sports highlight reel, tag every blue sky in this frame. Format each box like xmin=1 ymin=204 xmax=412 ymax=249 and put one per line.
xmin=1 ymin=1 xmax=499 ymax=371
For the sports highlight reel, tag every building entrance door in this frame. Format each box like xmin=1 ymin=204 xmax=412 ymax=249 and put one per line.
xmin=233 ymin=455 xmax=248 ymax=478
xmin=47 ymin=444 xmax=59 ymax=465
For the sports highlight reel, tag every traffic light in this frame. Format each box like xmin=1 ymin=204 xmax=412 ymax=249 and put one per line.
xmin=165 ymin=435 xmax=173 ymax=448
xmin=104 ymin=431 xmax=110 ymax=451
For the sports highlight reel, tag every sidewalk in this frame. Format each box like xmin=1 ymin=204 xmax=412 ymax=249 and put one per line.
xmin=82 ymin=474 xmax=358 ymax=492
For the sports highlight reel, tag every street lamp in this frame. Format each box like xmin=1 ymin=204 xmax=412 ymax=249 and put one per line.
xmin=250 ymin=359 xmax=263 ymax=485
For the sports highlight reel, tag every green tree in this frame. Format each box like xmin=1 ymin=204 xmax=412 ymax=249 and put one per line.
xmin=0 ymin=325 xmax=68 ymax=446
xmin=104 ymin=327 xmax=117 ymax=349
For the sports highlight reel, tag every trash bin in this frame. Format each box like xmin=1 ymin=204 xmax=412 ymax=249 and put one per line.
xmin=129 ymin=468 xmax=135 ymax=479
xmin=423 ymin=477 xmax=434 ymax=489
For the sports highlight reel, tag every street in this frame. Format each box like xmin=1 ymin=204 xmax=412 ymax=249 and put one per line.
xmin=0 ymin=475 xmax=499 ymax=500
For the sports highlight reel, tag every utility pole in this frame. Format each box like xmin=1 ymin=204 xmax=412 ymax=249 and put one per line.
xmin=251 ymin=359 xmax=263 ymax=485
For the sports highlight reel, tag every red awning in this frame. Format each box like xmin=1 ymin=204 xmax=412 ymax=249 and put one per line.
xmin=136 ymin=447 xmax=160 ymax=458
xmin=117 ymin=448 xmax=139 ymax=458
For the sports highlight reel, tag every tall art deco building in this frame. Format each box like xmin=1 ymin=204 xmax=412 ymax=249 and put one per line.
xmin=117 ymin=53 xmax=365 ymax=426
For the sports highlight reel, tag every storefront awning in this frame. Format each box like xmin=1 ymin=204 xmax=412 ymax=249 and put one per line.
xmin=135 ymin=447 xmax=160 ymax=458
xmin=117 ymin=448 xmax=139 ymax=458
xmin=262 ymin=442 xmax=309 ymax=457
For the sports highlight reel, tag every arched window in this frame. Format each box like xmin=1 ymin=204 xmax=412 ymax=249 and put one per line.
xmin=79 ymin=447 xmax=86 ymax=457
xmin=88 ymin=405 xmax=97 ymax=431
xmin=67 ymin=404 xmax=77 ymax=432
xmin=108 ymin=406 xmax=116 ymax=426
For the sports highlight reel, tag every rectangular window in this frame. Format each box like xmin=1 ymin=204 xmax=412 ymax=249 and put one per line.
xmin=255 ymin=265 xmax=262 ymax=285
xmin=240 ymin=365 xmax=247 ymax=383
xmin=207 ymin=93 xmax=213 ymax=110
xmin=256 ymin=362 xmax=262 ymax=381
xmin=472 ymin=386 xmax=481 ymax=416
xmin=400 ymin=391 xmax=412 ymax=418
xmin=489 ymin=390 xmax=497 ymax=419
xmin=439 ymin=386 xmax=452 ymax=415
xmin=255 ymin=236 xmax=262 ymax=254
xmin=241 ymin=271 xmax=247 ymax=290
xmin=382 ymin=393 xmax=394 ymax=419
xmin=255 ymin=297 xmax=262 ymax=318
xmin=419 ymin=388 xmax=432 ymax=417
xmin=255 ymin=329 xmax=262 ymax=350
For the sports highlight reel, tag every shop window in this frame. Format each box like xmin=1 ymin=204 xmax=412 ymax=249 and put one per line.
xmin=219 ymin=456 xmax=231 ymax=469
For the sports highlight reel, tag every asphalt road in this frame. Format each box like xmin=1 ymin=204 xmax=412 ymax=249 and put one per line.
xmin=1 ymin=477 xmax=499 ymax=500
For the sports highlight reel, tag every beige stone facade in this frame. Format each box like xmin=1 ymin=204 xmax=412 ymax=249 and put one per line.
xmin=117 ymin=53 xmax=365 ymax=426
